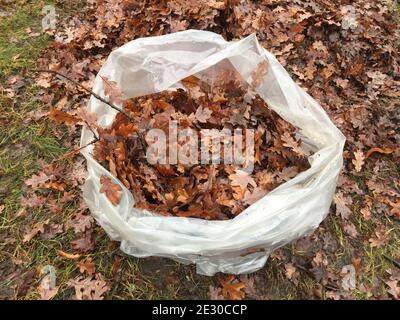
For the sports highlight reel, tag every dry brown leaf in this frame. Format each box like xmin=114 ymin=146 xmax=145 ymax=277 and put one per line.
xmin=42 ymin=182 xmax=66 ymax=191
xmin=360 ymin=206 xmax=371 ymax=221
xmin=71 ymin=211 xmax=94 ymax=234
xmin=341 ymin=265 xmax=356 ymax=291
xmin=194 ymin=105 xmax=212 ymax=123
xmin=209 ymin=285 xmax=225 ymax=300
xmin=352 ymin=150 xmax=365 ymax=172
xmin=71 ymin=231 xmax=96 ymax=252
xmin=305 ymin=61 xmax=316 ymax=80
xmin=49 ymin=108 xmax=80 ymax=126
xmin=170 ymin=20 xmax=189 ymax=32
xmin=343 ymin=222 xmax=359 ymax=238
xmin=25 ymin=172 xmax=53 ymax=189
xmin=281 ymin=132 xmax=305 ymax=157
xmin=386 ymin=280 xmax=400 ymax=299
xmin=57 ymin=250 xmax=81 ymax=260
xmin=239 ymin=275 xmax=257 ymax=297
xmin=284 ymin=263 xmax=297 ymax=280
xmin=251 ymin=60 xmax=268 ymax=89
xmin=229 ymin=170 xmax=257 ymax=191
xmin=389 ymin=200 xmax=400 ymax=219
xmin=333 ymin=191 xmax=352 ymax=219
xmin=349 ymin=63 xmax=364 ymax=75
xmin=76 ymin=107 xmax=98 ymax=129
xmin=322 ymin=64 xmax=335 ymax=79
xmin=219 ymin=275 xmax=246 ymax=300
xmin=77 ymin=257 xmax=96 ymax=275
xmin=99 ymin=175 xmax=122 ymax=206
xmin=369 ymin=226 xmax=389 ymax=248
xmin=208 ymin=0 xmax=226 ymax=10
xmin=67 ymin=273 xmax=109 ymax=300
xmin=181 ymin=75 xmax=200 ymax=88
xmin=364 ymin=147 xmax=393 ymax=160
xmin=23 ymin=219 xmax=50 ymax=243
xmin=243 ymin=187 xmax=266 ymax=205
xmin=111 ymin=256 xmax=122 ymax=276
xmin=101 ymin=75 xmax=124 ymax=105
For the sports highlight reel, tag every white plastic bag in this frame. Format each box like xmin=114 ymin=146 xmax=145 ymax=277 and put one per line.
xmin=80 ymin=30 xmax=345 ymax=276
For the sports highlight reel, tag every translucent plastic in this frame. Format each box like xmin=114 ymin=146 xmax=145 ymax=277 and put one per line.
xmin=80 ymin=30 xmax=345 ymax=276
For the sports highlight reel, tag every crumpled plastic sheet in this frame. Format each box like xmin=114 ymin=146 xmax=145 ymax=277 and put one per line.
xmin=80 ymin=30 xmax=345 ymax=276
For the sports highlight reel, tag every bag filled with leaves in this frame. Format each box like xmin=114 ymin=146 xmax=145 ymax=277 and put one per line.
xmin=81 ymin=30 xmax=345 ymax=276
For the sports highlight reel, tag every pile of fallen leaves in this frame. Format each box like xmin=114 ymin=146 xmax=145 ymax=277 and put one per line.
xmin=93 ymin=67 xmax=310 ymax=220
xmin=2 ymin=0 xmax=399 ymax=300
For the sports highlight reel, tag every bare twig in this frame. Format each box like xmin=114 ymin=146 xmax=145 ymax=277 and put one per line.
xmin=383 ymin=254 xmax=400 ymax=269
xmin=53 ymin=138 xmax=100 ymax=163
xmin=30 ymin=69 xmax=133 ymax=121
xmin=83 ymin=120 xmax=99 ymax=140
xmin=76 ymin=138 xmax=100 ymax=153
xmin=30 ymin=69 xmax=147 ymax=152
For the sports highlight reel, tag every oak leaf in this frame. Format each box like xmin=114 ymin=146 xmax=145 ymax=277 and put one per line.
xmin=386 ymin=280 xmax=400 ymax=299
xmin=243 ymin=187 xmax=266 ymax=205
xmin=38 ymin=278 xmax=58 ymax=300
xmin=333 ymin=191 xmax=352 ymax=219
xmin=341 ymin=265 xmax=356 ymax=291
xmin=100 ymin=175 xmax=122 ymax=206
xmin=67 ymin=274 xmax=109 ymax=300
xmin=219 ymin=275 xmax=245 ymax=300
xmin=229 ymin=170 xmax=257 ymax=191
xmin=71 ymin=211 xmax=94 ymax=234
xmin=194 ymin=105 xmax=212 ymax=123
xmin=209 ymin=285 xmax=225 ymax=300
xmin=49 ymin=108 xmax=80 ymax=126
xmin=281 ymin=132 xmax=304 ymax=157
xmin=101 ymin=76 xmax=124 ymax=105
xmin=77 ymin=257 xmax=96 ymax=275
xmin=284 ymin=263 xmax=297 ymax=280
xmin=25 ymin=172 xmax=53 ymax=189
xmin=250 ymin=60 xmax=268 ymax=89
xmin=57 ymin=250 xmax=81 ymax=260
xmin=71 ymin=231 xmax=96 ymax=252
xmin=23 ymin=219 xmax=50 ymax=243
xmin=352 ymin=150 xmax=365 ymax=172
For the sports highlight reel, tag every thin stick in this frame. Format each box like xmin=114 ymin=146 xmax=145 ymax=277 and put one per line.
xmin=84 ymin=120 xmax=99 ymax=140
xmin=76 ymin=138 xmax=100 ymax=153
xmin=49 ymin=138 xmax=100 ymax=165
xmin=383 ymin=254 xmax=400 ymax=269
xmin=30 ymin=69 xmax=147 ymax=152
xmin=30 ymin=69 xmax=133 ymax=121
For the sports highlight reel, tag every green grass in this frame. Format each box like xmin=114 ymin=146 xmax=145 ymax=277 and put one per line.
xmin=0 ymin=0 xmax=56 ymax=78
xmin=387 ymin=0 xmax=400 ymax=24
xmin=0 ymin=0 xmax=77 ymax=299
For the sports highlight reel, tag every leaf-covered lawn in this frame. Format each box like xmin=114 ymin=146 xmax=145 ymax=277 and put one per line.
xmin=0 ymin=0 xmax=399 ymax=300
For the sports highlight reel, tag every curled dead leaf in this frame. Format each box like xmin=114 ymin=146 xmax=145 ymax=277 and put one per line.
xmin=57 ymin=250 xmax=81 ymax=260
xmin=77 ymin=257 xmax=96 ymax=275
xmin=364 ymin=147 xmax=393 ymax=160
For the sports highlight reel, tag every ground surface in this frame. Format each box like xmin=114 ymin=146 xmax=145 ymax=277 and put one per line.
xmin=0 ymin=0 xmax=399 ymax=300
